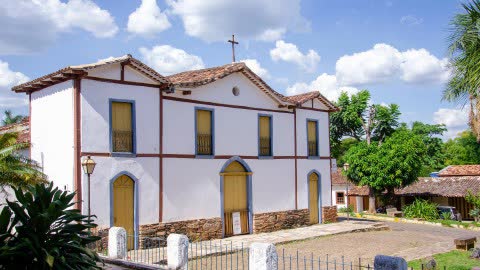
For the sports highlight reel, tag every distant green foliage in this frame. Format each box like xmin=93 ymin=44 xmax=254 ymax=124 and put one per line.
xmin=344 ymin=129 xmax=427 ymax=191
xmin=2 ymin=110 xmax=24 ymax=126
xmin=411 ymin=122 xmax=447 ymax=176
xmin=0 ymin=183 xmax=101 ymax=269
xmin=403 ymin=199 xmax=439 ymax=221
xmin=444 ymin=130 xmax=480 ymax=165
xmin=338 ymin=205 xmax=354 ymax=214
xmin=466 ymin=190 xmax=480 ymax=222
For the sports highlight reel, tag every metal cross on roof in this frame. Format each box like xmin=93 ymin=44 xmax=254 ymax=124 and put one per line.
xmin=227 ymin=34 xmax=239 ymax=63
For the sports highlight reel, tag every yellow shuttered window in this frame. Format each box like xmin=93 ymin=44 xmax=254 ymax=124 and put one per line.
xmin=307 ymin=120 xmax=318 ymax=156
xmin=258 ymin=116 xmax=272 ymax=156
xmin=196 ymin=109 xmax=213 ymax=155
xmin=112 ymin=102 xmax=133 ymax=152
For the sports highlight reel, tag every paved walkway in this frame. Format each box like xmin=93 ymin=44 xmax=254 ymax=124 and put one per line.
xmin=117 ymin=220 xmax=388 ymax=266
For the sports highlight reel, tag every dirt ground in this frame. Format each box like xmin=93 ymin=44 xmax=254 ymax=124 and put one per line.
xmin=276 ymin=220 xmax=480 ymax=267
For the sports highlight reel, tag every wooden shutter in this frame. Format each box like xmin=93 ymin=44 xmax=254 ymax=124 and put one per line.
xmin=259 ymin=116 xmax=271 ymax=156
xmin=309 ymin=173 xmax=319 ymax=224
xmin=307 ymin=121 xmax=317 ymax=156
xmin=196 ymin=110 xmax=212 ymax=155
xmin=112 ymin=102 xmax=133 ymax=152
xmin=113 ymin=175 xmax=134 ymax=249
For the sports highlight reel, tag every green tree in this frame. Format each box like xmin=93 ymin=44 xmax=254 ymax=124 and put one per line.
xmin=2 ymin=110 xmax=24 ymax=126
xmin=344 ymin=129 xmax=427 ymax=212
xmin=330 ymin=90 xmax=401 ymax=152
xmin=0 ymin=183 xmax=101 ymax=269
xmin=444 ymin=130 xmax=480 ymax=165
xmin=0 ymin=132 xmax=46 ymax=189
xmin=445 ymin=0 xmax=480 ymax=141
xmin=411 ymin=122 xmax=447 ymax=176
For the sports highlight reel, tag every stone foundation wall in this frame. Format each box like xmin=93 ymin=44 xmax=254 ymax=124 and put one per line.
xmin=322 ymin=206 xmax=337 ymax=223
xmin=139 ymin=217 xmax=222 ymax=244
xmin=253 ymin=209 xmax=309 ymax=233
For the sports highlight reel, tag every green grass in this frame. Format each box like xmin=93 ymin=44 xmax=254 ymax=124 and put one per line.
xmin=408 ymin=250 xmax=480 ymax=270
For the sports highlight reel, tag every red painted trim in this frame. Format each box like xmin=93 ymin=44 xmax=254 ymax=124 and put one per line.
xmin=293 ymin=108 xmax=298 ymax=210
xmin=159 ymin=88 xmax=163 ymax=223
xmin=28 ymin=93 xmax=32 ymax=159
xmin=297 ymin=106 xmax=333 ymax=113
xmin=73 ymin=78 xmax=82 ymax=210
xmin=79 ymin=152 xmax=331 ymax=160
xmin=163 ymin=95 xmax=294 ymax=114
xmin=84 ymin=76 xmax=167 ymax=89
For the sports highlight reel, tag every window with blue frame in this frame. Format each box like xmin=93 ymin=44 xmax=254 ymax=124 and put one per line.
xmin=111 ymin=101 xmax=134 ymax=153
xmin=307 ymin=120 xmax=318 ymax=157
xmin=196 ymin=109 xmax=213 ymax=155
xmin=258 ymin=115 xmax=272 ymax=156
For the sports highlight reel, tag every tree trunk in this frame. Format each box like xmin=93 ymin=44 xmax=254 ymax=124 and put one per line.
xmin=368 ymin=187 xmax=376 ymax=213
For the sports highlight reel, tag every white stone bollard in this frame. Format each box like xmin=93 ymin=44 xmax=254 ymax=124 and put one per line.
xmin=374 ymin=255 xmax=408 ymax=270
xmin=249 ymin=242 xmax=278 ymax=270
xmin=167 ymin=233 xmax=189 ymax=270
xmin=108 ymin=227 xmax=127 ymax=259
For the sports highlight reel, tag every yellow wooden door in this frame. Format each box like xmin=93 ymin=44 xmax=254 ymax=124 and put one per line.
xmin=112 ymin=102 xmax=133 ymax=152
xmin=309 ymin=173 xmax=319 ymax=224
xmin=113 ymin=175 xmax=134 ymax=249
xmin=223 ymin=161 xmax=249 ymax=236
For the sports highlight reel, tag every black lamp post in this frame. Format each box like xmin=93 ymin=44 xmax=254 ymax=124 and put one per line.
xmin=81 ymin=156 xmax=96 ymax=229
xmin=343 ymin=163 xmax=350 ymax=221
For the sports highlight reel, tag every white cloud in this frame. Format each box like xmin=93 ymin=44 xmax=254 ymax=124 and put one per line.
xmin=433 ymin=108 xmax=469 ymax=139
xmin=0 ymin=0 xmax=118 ymax=55
xmin=336 ymin=43 xmax=450 ymax=86
xmin=286 ymin=73 xmax=358 ymax=101
xmin=139 ymin=45 xmax=205 ymax=75
xmin=127 ymin=0 xmax=171 ymax=37
xmin=240 ymin=59 xmax=270 ymax=79
xmin=167 ymin=0 xmax=309 ymax=42
xmin=400 ymin=15 xmax=423 ymax=25
xmin=400 ymin=48 xmax=451 ymax=83
xmin=0 ymin=60 xmax=29 ymax=109
xmin=270 ymin=40 xmax=320 ymax=73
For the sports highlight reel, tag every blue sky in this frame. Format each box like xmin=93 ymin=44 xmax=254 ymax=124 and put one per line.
xmin=0 ymin=0 xmax=469 ymax=138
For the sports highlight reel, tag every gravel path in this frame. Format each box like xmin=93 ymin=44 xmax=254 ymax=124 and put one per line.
xmin=277 ymin=220 xmax=480 ymax=265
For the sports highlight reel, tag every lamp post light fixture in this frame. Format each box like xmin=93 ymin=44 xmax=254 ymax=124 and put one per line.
xmin=81 ymin=156 xmax=96 ymax=229
xmin=343 ymin=163 xmax=350 ymax=221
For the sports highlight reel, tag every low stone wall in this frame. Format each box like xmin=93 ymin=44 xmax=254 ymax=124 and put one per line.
xmin=322 ymin=206 xmax=338 ymax=223
xmin=139 ymin=217 xmax=222 ymax=244
xmin=253 ymin=209 xmax=309 ymax=233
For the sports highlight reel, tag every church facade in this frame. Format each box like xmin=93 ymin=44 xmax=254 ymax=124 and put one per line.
xmin=13 ymin=55 xmax=338 ymax=243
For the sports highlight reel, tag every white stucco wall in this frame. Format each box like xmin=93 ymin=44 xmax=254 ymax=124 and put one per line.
xmin=172 ymin=73 xmax=287 ymax=110
xmin=332 ymin=185 xmax=348 ymax=209
xmin=163 ymin=99 xmax=294 ymax=156
xmin=82 ymin=156 xmax=159 ymax=226
xmin=297 ymin=159 xmax=332 ymax=213
xmin=81 ymin=79 xmax=160 ymax=154
xmin=31 ymin=81 xmax=74 ymax=191
xmin=295 ymin=109 xmax=330 ymax=157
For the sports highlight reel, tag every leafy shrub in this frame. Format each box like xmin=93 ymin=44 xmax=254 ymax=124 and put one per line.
xmin=441 ymin=211 xmax=452 ymax=220
xmin=0 ymin=183 xmax=101 ymax=269
xmin=338 ymin=205 xmax=354 ymax=214
xmin=403 ymin=199 xmax=439 ymax=220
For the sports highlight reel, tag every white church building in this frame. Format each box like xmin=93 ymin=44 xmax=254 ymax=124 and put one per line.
xmin=12 ymin=55 xmax=338 ymax=243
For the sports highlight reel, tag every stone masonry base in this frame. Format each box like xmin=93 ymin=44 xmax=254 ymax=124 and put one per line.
xmin=322 ymin=206 xmax=338 ymax=223
xmin=138 ymin=207 xmax=338 ymax=243
xmin=253 ymin=209 xmax=309 ymax=233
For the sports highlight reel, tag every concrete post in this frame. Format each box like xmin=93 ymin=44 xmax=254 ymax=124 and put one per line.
xmin=167 ymin=233 xmax=189 ymax=270
xmin=108 ymin=227 xmax=127 ymax=259
xmin=374 ymin=255 xmax=408 ymax=270
xmin=249 ymin=242 xmax=278 ymax=270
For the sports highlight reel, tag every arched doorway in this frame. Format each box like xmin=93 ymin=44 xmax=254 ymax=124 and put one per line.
xmin=221 ymin=157 xmax=252 ymax=237
xmin=112 ymin=174 xmax=135 ymax=249
xmin=308 ymin=171 xmax=321 ymax=224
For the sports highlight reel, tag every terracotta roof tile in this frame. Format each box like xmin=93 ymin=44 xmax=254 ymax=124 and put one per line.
xmin=331 ymin=169 xmax=355 ymax=186
xmin=396 ymin=176 xmax=480 ymax=197
xmin=167 ymin=63 xmax=339 ymax=110
xmin=12 ymin=55 xmax=170 ymax=93
xmin=0 ymin=118 xmax=29 ymax=144
xmin=438 ymin=165 xmax=480 ymax=176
